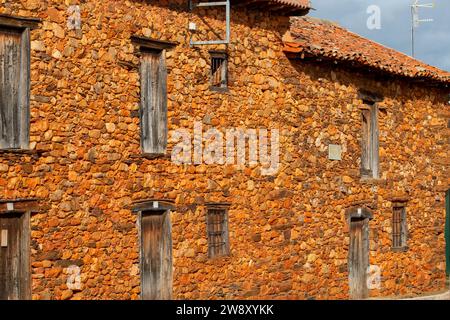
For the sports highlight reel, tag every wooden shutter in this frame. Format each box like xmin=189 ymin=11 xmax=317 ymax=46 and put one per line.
xmin=0 ymin=28 xmax=30 ymax=149
xmin=361 ymin=109 xmax=372 ymax=176
xmin=0 ymin=27 xmax=30 ymax=150
xmin=370 ymin=104 xmax=379 ymax=178
xmin=140 ymin=50 xmax=167 ymax=155
xmin=361 ymin=103 xmax=379 ymax=178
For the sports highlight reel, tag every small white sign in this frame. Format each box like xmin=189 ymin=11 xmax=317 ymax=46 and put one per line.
xmin=188 ymin=22 xmax=197 ymax=31
xmin=328 ymin=144 xmax=342 ymax=161
xmin=367 ymin=265 xmax=382 ymax=289
xmin=1 ymin=230 xmax=7 ymax=247
xmin=67 ymin=5 xmax=82 ymax=30
xmin=66 ymin=265 xmax=82 ymax=290
xmin=153 ymin=201 xmax=159 ymax=209
xmin=6 ymin=202 xmax=14 ymax=211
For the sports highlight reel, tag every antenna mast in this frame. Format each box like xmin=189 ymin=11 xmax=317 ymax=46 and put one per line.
xmin=410 ymin=0 xmax=434 ymax=57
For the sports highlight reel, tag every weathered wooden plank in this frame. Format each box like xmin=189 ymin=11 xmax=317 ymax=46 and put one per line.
xmin=348 ymin=219 xmax=368 ymax=299
xmin=20 ymin=212 xmax=30 ymax=300
xmin=348 ymin=218 xmax=369 ymax=300
xmin=361 ymin=103 xmax=379 ymax=179
xmin=19 ymin=28 xmax=30 ymax=150
xmin=158 ymin=52 xmax=168 ymax=152
xmin=361 ymin=109 xmax=371 ymax=176
xmin=140 ymin=50 xmax=168 ymax=155
xmin=371 ymin=104 xmax=379 ymax=178
xmin=140 ymin=52 xmax=149 ymax=152
xmin=0 ymin=29 xmax=21 ymax=149
xmin=0 ymin=26 xmax=30 ymax=150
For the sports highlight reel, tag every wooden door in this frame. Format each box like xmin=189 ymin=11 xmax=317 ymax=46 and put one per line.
xmin=140 ymin=210 xmax=172 ymax=300
xmin=348 ymin=217 xmax=369 ymax=299
xmin=0 ymin=212 xmax=29 ymax=300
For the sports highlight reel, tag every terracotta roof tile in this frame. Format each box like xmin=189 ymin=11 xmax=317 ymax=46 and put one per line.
xmin=284 ymin=17 xmax=450 ymax=85
xmin=232 ymin=0 xmax=310 ymax=14
xmin=267 ymin=0 xmax=310 ymax=8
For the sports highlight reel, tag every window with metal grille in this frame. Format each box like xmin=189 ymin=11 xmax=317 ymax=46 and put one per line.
xmin=210 ymin=51 xmax=227 ymax=91
xmin=206 ymin=207 xmax=229 ymax=258
xmin=392 ymin=205 xmax=408 ymax=250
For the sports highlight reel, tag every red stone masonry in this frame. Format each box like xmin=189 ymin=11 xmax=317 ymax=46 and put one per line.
xmin=0 ymin=0 xmax=448 ymax=300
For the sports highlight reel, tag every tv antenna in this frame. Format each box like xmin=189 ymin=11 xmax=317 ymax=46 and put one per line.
xmin=410 ymin=0 xmax=434 ymax=57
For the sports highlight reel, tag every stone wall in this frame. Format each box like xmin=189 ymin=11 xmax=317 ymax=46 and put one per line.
xmin=0 ymin=0 xmax=448 ymax=300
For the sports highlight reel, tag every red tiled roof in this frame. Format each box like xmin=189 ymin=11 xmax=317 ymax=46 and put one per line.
xmin=267 ymin=0 xmax=310 ymax=8
xmin=283 ymin=17 xmax=450 ymax=85
xmin=232 ymin=0 xmax=310 ymax=14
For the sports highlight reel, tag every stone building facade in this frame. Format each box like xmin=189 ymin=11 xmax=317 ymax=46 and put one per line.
xmin=0 ymin=0 xmax=448 ymax=300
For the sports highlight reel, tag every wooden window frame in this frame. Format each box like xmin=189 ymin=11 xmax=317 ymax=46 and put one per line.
xmin=392 ymin=202 xmax=408 ymax=252
xmin=209 ymin=50 xmax=228 ymax=93
xmin=131 ymin=36 xmax=177 ymax=156
xmin=361 ymin=101 xmax=380 ymax=179
xmin=206 ymin=203 xmax=230 ymax=259
xmin=131 ymin=199 xmax=175 ymax=300
xmin=0 ymin=15 xmax=40 ymax=151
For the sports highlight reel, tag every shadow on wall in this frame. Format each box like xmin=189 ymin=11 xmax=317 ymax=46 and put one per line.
xmin=137 ymin=0 xmax=292 ymax=34
xmin=283 ymin=57 xmax=449 ymax=105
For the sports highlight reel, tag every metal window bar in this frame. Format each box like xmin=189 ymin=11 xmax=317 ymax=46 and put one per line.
xmin=211 ymin=57 xmax=225 ymax=88
xmin=207 ymin=209 xmax=227 ymax=257
xmin=392 ymin=207 xmax=404 ymax=248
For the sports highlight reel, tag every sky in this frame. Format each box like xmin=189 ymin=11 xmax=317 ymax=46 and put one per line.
xmin=308 ymin=0 xmax=450 ymax=71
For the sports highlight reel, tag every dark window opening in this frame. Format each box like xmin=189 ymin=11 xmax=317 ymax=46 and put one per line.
xmin=210 ymin=51 xmax=227 ymax=91
xmin=206 ymin=207 xmax=229 ymax=258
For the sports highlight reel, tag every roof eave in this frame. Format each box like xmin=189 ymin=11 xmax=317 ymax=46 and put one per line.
xmin=284 ymin=50 xmax=450 ymax=88
xmin=231 ymin=0 xmax=311 ymax=15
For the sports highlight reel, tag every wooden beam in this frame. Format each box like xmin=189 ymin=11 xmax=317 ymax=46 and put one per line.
xmin=0 ymin=14 xmax=41 ymax=30
xmin=0 ymin=198 xmax=41 ymax=214
xmin=131 ymin=36 xmax=178 ymax=51
xmin=132 ymin=199 xmax=175 ymax=213
xmin=358 ymin=89 xmax=384 ymax=103
xmin=205 ymin=202 xmax=232 ymax=209
xmin=345 ymin=206 xmax=374 ymax=222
